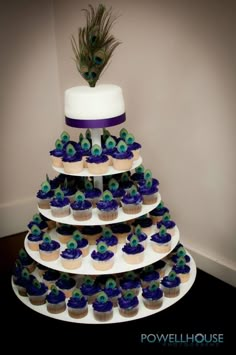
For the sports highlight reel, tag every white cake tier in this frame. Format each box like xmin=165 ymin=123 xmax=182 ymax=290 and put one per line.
xmin=65 ymin=84 xmax=126 ymax=128
xmin=38 ymin=194 xmax=161 ymax=226
xmin=52 ymin=157 xmax=142 ymax=177
xmin=12 ymin=252 xmax=196 ymax=324
xmin=24 ymin=225 xmax=180 ymax=275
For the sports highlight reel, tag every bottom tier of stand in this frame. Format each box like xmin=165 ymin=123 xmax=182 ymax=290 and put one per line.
xmin=12 ymin=252 xmax=196 ymax=324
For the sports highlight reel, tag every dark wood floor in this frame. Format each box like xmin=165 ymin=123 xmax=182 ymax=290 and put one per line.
xmin=1 ymin=232 xmax=235 ymax=353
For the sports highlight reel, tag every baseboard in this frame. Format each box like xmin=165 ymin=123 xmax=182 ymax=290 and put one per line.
xmin=185 ymin=244 xmax=236 ymax=287
xmin=0 ymin=197 xmax=36 ymax=237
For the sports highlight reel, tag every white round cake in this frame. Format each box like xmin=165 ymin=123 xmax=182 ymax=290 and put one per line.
xmin=65 ymin=84 xmax=126 ymax=128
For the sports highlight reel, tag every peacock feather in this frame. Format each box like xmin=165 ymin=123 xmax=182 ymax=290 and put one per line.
xmin=71 ymin=4 xmax=120 ymax=87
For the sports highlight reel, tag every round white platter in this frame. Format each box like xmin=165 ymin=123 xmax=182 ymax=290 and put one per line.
xmin=24 ymin=225 xmax=180 ymax=275
xmin=38 ymin=193 xmax=161 ymax=226
xmin=12 ymin=253 xmax=196 ymax=324
xmin=52 ymin=157 xmax=142 ymax=177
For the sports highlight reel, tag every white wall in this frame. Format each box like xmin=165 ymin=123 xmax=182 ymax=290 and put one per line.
xmin=0 ymin=0 xmax=63 ymax=236
xmin=1 ymin=0 xmax=236 ymax=285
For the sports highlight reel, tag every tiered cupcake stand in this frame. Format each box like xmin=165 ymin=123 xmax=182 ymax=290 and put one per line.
xmin=12 ymin=127 xmax=196 ymax=324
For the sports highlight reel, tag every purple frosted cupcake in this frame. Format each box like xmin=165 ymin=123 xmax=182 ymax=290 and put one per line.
xmin=161 ymin=271 xmax=181 ymax=298
xmin=62 ymin=143 xmax=83 ymax=174
xmin=70 ymin=191 xmax=92 ymax=221
xmin=125 ymin=132 xmax=141 ymax=160
xmin=50 ymin=138 xmax=64 ymax=168
xmin=46 ymin=285 xmax=66 ymax=313
xmin=72 ymin=230 xmax=89 ymax=257
xmin=15 ymin=268 xmax=35 ymax=297
xmin=122 ymin=235 xmax=144 ymax=264
xmin=50 ymin=188 xmax=70 ymax=217
xmin=84 ymin=179 xmax=102 ymax=207
xmin=39 ymin=234 xmax=60 ymax=261
xmin=92 ymin=291 xmax=113 ymax=322
xmin=131 ymin=164 xmax=145 ymax=183
xmin=140 ymin=265 xmax=160 ymax=288
xmin=111 ymin=223 xmax=131 ymax=244
xmin=67 ymin=289 xmax=88 ymax=318
xmin=27 ymin=225 xmax=44 ymax=251
xmin=103 ymin=136 xmax=117 ymax=165
xmin=60 ymin=240 xmax=82 ymax=270
xmin=91 ymin=242 xmax=114 ymax=271
xmin=118 ymin=290 xmax=139 ymax=317
xmin=150 ymin=226 xmax=172 ymax=253
xmin=119 ymin=271 xmax=141 ymax=296
xmin=96 ymin=190 xmax=118 ymax=221
xmin=81 ymin=225 xmax=102 ymax=245
xmin=27 ymin=279 xmax=48 ymax=305
xmin=87 ymin=144 xmax=109 ymax=175
xmin=37 ymin=180 xmax=54 ymax=209
xmin=56 ymin=224 xmax=76 ymax=244
xmin=43 ymin=269 xmax=60 ymax=288
xmin=172 ymin=257 xmax=191 ymax=283
xmin=157 ymin=212 xmax=176 ymax=236
xmin=121 ymin=185 xmax=143 ymax=214
xmin=112 ymin=140 xmax=133 ymax=171
xmin=27 ymin=213 xmax=48 ymax=232
xmin=142 ymin=281 xmax=163 ymax=309
xmin=18 ymin=248 xmax=36 ymax=273
xmin=127 ymin=225 xmax=147 ymax=249
xmin=108 ymin=178 xmax=125 ymax=205
xmin=132 ymin=215 xmax=153 ymax=235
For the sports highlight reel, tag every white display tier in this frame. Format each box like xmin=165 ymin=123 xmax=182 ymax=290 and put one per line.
xmin=24 ymin=226 xmax=180 ymax=275
xmin=38 ymin=193 xmax=161 ymax=226
xmin=52 ymin=157 xmax=142 ymax=177
xmin=12 ymin=253 xmax=196 ymax=324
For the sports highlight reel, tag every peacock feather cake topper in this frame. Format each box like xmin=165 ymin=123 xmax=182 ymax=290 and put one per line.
xmin=71 ymin=3 xmax=120 ymax=87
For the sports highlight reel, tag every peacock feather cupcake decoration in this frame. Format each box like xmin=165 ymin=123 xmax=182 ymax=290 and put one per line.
xmin=60 ymin=131 xmax=70 ymax=144
xmin=72 ymin=4 xmax=120 ymax=87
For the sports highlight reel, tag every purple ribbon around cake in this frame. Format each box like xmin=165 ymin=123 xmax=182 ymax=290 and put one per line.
xmin=65 ymin=113 xmax=126 ymax=128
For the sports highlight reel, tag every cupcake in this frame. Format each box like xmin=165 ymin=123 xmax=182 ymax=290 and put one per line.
xmin=149 ymin=201 xmax=169 ymax=224
xmin=91 ymin=242 xmax=114 ymax=271
xmin=150 ymin=226 xmax=172 ymax=253
xmin=111 ymin=223 xmax=131 ymax=244
xmin=27 ymin=213 xmax=48 ymax=232
xmin=27 ymin=279 xmax=48 ymax=305
xmin=118 ymin=290 xmax=139 ymax=317
xmin=112 ymin=140 xmax=133 ymax=171
xmin=103 ymin=136 xmax=116 ymax=165
xmin=72 ymin=230 xmax=89 ymax=257
xmin=140 ymin=265 xmax=160 ymax=288
xmin=119 ymin=172 xmax=133 ymax=191
xmin=121 ymin=185 xmax=143 ymax=214
xmin=125 ymin=132 xmax=141 ymax=160
xmin=50 ymin=188 xmax=70 ymax=217
xmin=60 ymin=240 xmax=82 ymax=270
xmin=18 ymin=248 xmax=36 ymax=273
xmin=104 ymin=278 xmax=121 ymax=307
xmin=127 ymin=225 xmax=147 ymax=249
xmin=92 ymin=291 xmax=113 ymax=322
xmin=96 ymin=227 xmax=118 ymax=253
xmin=62 ymin=143 xmax=83 ymax=174
xmin=119 ymin=271 xmax=141 ymax=296
xmin=138 ymin=169 xmax=159 ymax=189
xmin=70 ymin=191 xmax=92 ymax=221
xmin=96 ymin=190 xmax=119 ymax=221
xmin=27 ymin=225 xmax=43 ymax=251
xmin=161 ymin=271 xmax=181 ymax=298
xmin=50 ymin=138 xmax=64 ymax=168
xmin=36 ymin=180 xmax=54 ymax=209
xmin=80 ymin=276 xmax=101 ymax=304
xmin=55 ymin=273 xmax=76 ymax=298
xmin=142 ymin=281 xmax=163 ymax=309
xmin=172 ymin=257 xmax=191 ymax=283
xmin=87 ymin=144 xmax=109 ymax=174
xmin=81 ymin=225 xmax=102 ymax=245
xmin=132 ymin=215 xmax=153 ymax=235
xmin=43 ymin=269 xmax=60 ymax=288
xmin=108 ymin=178 xmax=125 ymax=205
xmin=84 ymin=179 xmax=102 ymax=207
xmin=56 ymin=224 xmax=76 ymax=244
xmin=67 ymin=289 xmax=88 ymax=319
xmin=61 ymin=178 xmax=77 ymax=202
xmin=122 ymin=235 xmax=144 ymax=264
xmin=15 ymin=268 xmax=35 ymax=297
xmin=139 ymin=178 xmax=158 ymax=205
xmin=157 ymin=212 xmax=176 ymax=236
xmin=46 ymin=285 xmax=66 ymax=314
xmin=39 ymin=234 xmax=60 ymax=261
